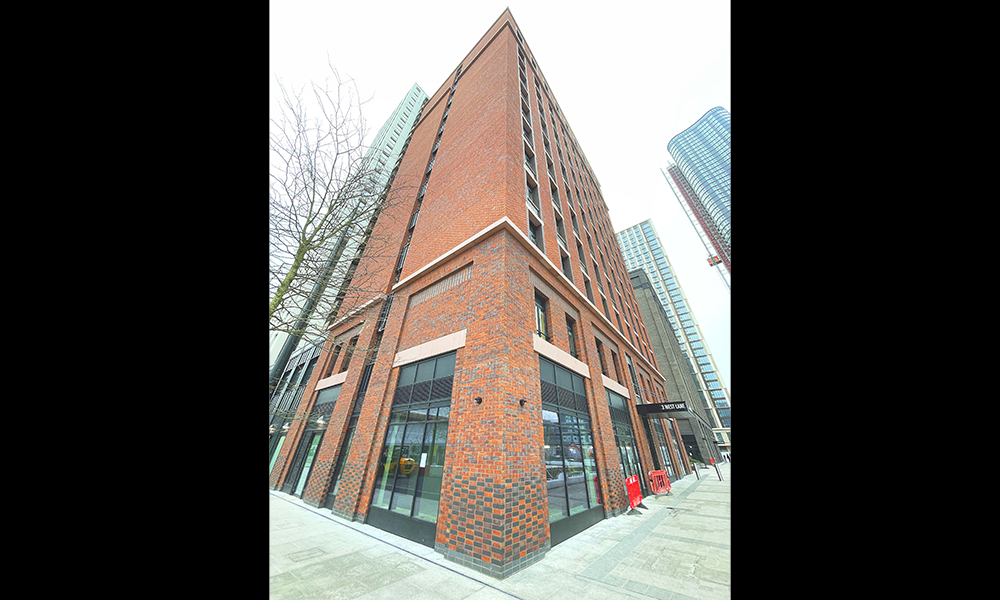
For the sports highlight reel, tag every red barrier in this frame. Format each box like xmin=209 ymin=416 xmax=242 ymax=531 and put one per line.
xmin=625 ymin=475 xmax=642 ymax=509
xmin=648 ymin=470 xmax=671 ymax=494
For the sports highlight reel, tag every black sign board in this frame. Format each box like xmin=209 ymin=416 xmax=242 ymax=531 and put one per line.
xmin=635 ymin=401 xmax=687 ymax=415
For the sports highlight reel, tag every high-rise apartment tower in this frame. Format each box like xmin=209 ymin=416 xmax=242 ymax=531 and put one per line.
xmin=616 ymin=220 xmax=731 ymax=454
xmin=268 ymin=10 xmax=692 ymax=579
xmin=665 ymin=106 xmax=731 ymax=284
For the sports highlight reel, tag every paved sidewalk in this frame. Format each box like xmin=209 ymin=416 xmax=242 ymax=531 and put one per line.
xmin=270 ymin=462 xmax=730 ymax=600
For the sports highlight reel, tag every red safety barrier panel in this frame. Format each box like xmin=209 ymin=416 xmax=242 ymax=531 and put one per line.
xmin=625 ymin=475 xmax=642 ymax=509
xmin=648 ymin=470 xmax=671 ymax=494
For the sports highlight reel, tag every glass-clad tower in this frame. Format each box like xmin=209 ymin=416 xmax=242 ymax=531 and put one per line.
xmin=667 ymin=107 xmax=730 ymax=249
xmin=616 ymin=220 xmax=731 ymax=451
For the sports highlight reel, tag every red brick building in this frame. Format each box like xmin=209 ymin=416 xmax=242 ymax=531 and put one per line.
xmin=268 ymin=9 xmax=692 ymax=579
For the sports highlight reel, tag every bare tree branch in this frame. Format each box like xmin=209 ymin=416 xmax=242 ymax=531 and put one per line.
xmin=269 ymin=66 xmax=414 ymax=360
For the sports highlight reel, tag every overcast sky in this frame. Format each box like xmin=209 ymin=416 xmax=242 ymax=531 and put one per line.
xmin=270 ymin=0 xmax=732 ymax=393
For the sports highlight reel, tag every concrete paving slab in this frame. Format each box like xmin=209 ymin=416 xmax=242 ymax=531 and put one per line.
xmin=270 ymin=463 xmax=730 ymax=600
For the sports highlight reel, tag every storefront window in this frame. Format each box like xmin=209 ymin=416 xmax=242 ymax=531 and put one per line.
xmin=371 ymin=352 xmax=455 ymax=524
xmin=540 ymin=357 xmax=600 ymax=523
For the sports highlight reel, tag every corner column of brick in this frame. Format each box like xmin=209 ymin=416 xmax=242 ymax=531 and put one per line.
xmin=435 ymin=231 xmax=549 ymax=578
xmin=299 ymin=313 xmax=382 ymax=509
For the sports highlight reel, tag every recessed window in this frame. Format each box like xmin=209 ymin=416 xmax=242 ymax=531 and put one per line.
xmin=325 ymin=345 xmax=343 ymax=378
xmin=561 ymin=253 xmax=573 ymax=281
xmin=339 ymin=336 xmax=360 ymax=373
xmin=528 ymin=210 xmax=544 ymax=252
xmin=535 ymin=291 xmax=549 ymax=341
xmin=566 ymin=316 xmax=578 ymax=358
xmin=595 ymin=339 xmax=608 ymax=376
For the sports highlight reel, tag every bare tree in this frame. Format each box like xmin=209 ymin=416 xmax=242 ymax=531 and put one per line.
xmin=269 ymin=66 xmax=411 ymax=396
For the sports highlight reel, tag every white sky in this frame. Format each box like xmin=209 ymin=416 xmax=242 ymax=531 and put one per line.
xmin=270 ymin=0 xmax=732 ymax=394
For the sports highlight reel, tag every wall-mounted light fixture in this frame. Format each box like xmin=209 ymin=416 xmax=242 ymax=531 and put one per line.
xmin=519 ymin=398 xmax=527 ymax=407
xmin=474 ymin=396 xmax=483 ymax=405
xmin=282 ymin=423 xmax=290 ymax=431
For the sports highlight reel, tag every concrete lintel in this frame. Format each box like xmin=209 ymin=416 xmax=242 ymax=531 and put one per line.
xmin=315 ymin=371 xmax=348 ymax=391
xmin=602 ymin=375 xmax=630 ymax=399
xmin=392 ymin=329 xmax=467 ymax=368
xmin=533 ymin=334 xmax=590 ymax=379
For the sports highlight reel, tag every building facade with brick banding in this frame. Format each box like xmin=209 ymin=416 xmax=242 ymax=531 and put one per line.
xmin=268 ymin=9 xmax=692 ymax=579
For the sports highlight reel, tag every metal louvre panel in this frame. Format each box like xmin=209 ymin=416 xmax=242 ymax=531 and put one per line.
xmin=393 ymin=384 xmax=413 ymax=406
xmin=430 ymin=376 xmax=453 ymax=401
xmin=409 ymin=381 xmax=432 ymax=404
xmin=611 ymin=406 xmax=630 ymax=425
xmin=540 ymin=380 xmax=558 ymax=406
xmin=575 ymin=393 xmax=589 ymax=414
xmin=557 ymin=387 xmax=575 ymax=409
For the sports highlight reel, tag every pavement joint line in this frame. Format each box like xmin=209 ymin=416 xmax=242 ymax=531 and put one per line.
xmin=575 ymin=572 xmax=664 ymax=600
xmin=645 ymin=532 xmax=730 ymax=550
xmin=269 ymin=491 xmax=528 ymax=600
xmin=579 ymin=473 xmax=709 ymax=587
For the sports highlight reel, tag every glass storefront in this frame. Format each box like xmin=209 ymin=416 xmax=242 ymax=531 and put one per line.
xmin=606 ymin=388 xmax=644 ymax=492
xmin=540 ymin=357 xmax=604 ymax=545
xmin=652 ymin=418 xmax=675 ymax=478
xmin=367 ymin=352 xmax=455 ymax=546
xmin=280 ymin=383 xmax=340 ymax=497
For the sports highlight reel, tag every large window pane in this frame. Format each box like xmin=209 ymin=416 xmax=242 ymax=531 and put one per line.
xmin=434 ymin=353 xmax=456 ymax=379
xmin=294 ymin=434 xmax=322 ymax=497
xmin=399 ymin=364 xmax=417 ymax=386
xmin=564 ymin=433 xmax=587 ymax=516
xmin=389 ymin=423 xmax=425 ymax=516
xmin=415 ymin=360 xmax=435 ymax=382
xmin=545 ymin=421 xmax=568 ymax=522
xmin=581 ymin=431 xmax=600 ymax=507
xmin=375 ymin=352 xmax=455 ymax=524
xmin=413 ymin=421 xmax=446 ymax=522
xmin=373 ymin=424 xmax=404 ymax=509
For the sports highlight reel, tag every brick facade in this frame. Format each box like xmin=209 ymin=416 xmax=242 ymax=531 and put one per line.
xmin=269 ymin=9 xmax=692 ymax=579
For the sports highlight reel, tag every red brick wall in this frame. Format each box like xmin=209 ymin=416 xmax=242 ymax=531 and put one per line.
xmin=271 ymin=8 xmax=682 ymax=578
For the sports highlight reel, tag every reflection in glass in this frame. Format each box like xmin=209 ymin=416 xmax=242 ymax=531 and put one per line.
xmin=540 ymin=356 xmax=601 ymax=522
xmin=545 ymin=420 xmax=568 ymax=521
xmin=373 ymin=424 xmax=404 ymax=509
xmin=563 ymin=436 xmax=587 ymax=516
xmin=294 ymin=434 xmax=322 ymax=496
xmin=581 ymin=431 xmax=600 ymax=508
xmin=389 ymin=423 xmax=424 ymax=515
xmin=413 ymin=421 xmax=447 ymax=522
